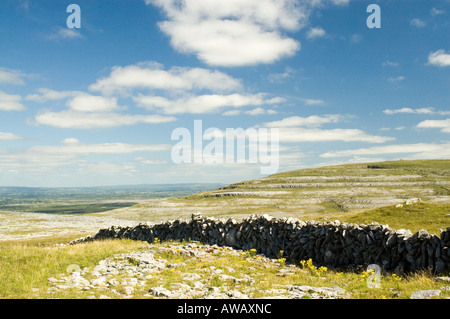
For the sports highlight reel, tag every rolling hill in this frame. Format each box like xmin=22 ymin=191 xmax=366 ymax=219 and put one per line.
xmin=99 ymin=159 xmax=450 ymax=233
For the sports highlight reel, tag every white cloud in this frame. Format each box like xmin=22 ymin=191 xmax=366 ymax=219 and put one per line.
xmin=382 ymin=61 xmax=399 ymax=67
xmin=350 ymin=34 xmax=362 ymax=43
xmin=89 ymin=62 xmax=242 ymax=95
xmin=147 ymin=0 xmax=307 ymax=66
xmin=278 ymin=127 xmax=393 ymax=143
xmin=387 ymin=76 xmax=405 ymax=83
xmin=428 ymin=50 xmax=450 ymax=67
xmin=430 ymin=8 xmax=445 ymax=16
xmin=0 ymin=91 xmax=26 ymax=111
xmin=417 ymin=118 xmax=450 ymax=133
xmin=31 ymin=139 xmax=170 ymax=155
xmin=0 ymin=68 xmax=25 ymax=85
xmin=48 ymin=27 xmax=83 ymax=40
xmin=245 ymin=107 xmax=277 ymax=116
xmin=410 ymin=18 xmax=426 ymax=28
xmin=26 ymin=88 xmax=84 ymax=102
xmin=222 ymin=110 xmax=241 ymax=116
xmin=260 ymin=114 xmax=393 ymax=143
xmin=307 ymin=27 xmax=326 ymax=39
xmin=134 ymin=93 xmax=284 ymax=114
xmin=261 ymin=114 xmax=341 ymax=128
xmin=267 ymin=67 xmax=296 ymax=83
xmin=0 ymin=139 xmax=171 ymax=174
xmin=33 ymin=110 xmax=175 ymax=129
xmin=67 ymin=95 xmax=122 ymax=113
xmin=321 ymin=142 xmax=450 ymax=158
xmin=302 ymin=98 xmax=325 ymax=105
xmin=383 ymin=107 xmax=450 ymax=115
xmin=329 ymin=0 xmax=350 ymax=5
xmin=0 ymin=132 xmax=23 ymax=141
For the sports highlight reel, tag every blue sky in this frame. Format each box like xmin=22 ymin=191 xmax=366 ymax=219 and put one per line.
xmin=0 ymin=0 xmax=449 ymax=187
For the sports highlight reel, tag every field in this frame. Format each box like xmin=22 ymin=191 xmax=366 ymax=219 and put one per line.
xmin=95 ymin=160 xmax=450 ymax=234
xmin=0 ymin=159 xmax=449 ymax=299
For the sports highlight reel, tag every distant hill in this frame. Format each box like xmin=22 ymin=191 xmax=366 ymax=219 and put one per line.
xmin=0 ymin=183 xmax=223 ymax=214
xmin=201 ymin=159 xmax=450 ymax=211
xmin=103 ymin=160 xmax=450 ymax=228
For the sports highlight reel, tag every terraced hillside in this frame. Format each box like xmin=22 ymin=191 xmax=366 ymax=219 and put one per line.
xmin=99 ymin=160 xmax=450 ymax=225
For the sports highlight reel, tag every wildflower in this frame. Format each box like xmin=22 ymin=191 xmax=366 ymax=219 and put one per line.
xmin=391 ymin=273 xmax=402 ymax=281
xmin=248 ymin=248 xmax=257 ymax=257
xmin=300 ymin=260 xmax=307 ymax=268
xmin=336 ymin=272 xmax=343 ymax=276
xmin=318 ymin=266 xmax=328 ymax=273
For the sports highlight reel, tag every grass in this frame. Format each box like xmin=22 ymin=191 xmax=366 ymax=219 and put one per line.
xmin=302 ymin=202 xmax=450 ymax=235
xmin=2 ymin=238 xmax=448 ymax=299
xmin=0 ymin=236 xmax=147 ymax=299
xmin=1 ymin=159 xmax=449 ymax=299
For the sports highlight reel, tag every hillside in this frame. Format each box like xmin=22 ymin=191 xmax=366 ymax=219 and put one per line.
xmin=99 ymin=159 xmax=450 ymax=232
xmin=1 ymin=159 xmax=449 ymax=241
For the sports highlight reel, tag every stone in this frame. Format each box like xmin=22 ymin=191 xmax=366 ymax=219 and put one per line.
xmin=149 ymin=286 xmax=173 ymax=298
xmin=68 ymin=214 xmax=450 ymax=278
xmin=435 ymin=276 xmax=450 ymax=283
xmin=123 ymin=286 xmax=134 ymax=296
xmin=410 ymin=290 xmax=441 ymax=299
xmin=405 ymin=198 xmax=421 ymax=205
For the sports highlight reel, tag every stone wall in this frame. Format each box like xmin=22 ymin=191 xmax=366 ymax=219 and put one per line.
xmin=71 ymin=214 xmax=450 ymax=274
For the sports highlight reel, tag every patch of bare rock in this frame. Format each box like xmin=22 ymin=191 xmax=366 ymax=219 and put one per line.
xmin=47 ymin=242 xmax=349 ymax=299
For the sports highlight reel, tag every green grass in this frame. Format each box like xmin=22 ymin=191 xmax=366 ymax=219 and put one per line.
xmin=269 ymin=159 xmax=450 ymax=179
xmin=304 ymin=202 xmax=450 ymax=235
xmin=0 ymin=236 xmax=147 ymax=299
xmin=1 ymin=159 xmax=449 ymax=299
xmin=2 ymin=238 xmax=448 ymax=299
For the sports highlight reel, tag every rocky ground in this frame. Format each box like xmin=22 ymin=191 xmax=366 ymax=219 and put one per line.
xmin=47 ymin=242 xmax=350 ymax=299
xmin=46 ymin=241 xmax=450 ymax=299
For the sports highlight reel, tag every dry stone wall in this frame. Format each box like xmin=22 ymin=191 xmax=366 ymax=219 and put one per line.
xmin=71 ymin=214 xmax=450 ymax=274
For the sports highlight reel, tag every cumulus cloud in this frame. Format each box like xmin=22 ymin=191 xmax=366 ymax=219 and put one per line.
xmin=260 ymin=114 xmax=393 ymax=143
xmin=134 ymin=93 xmax=284 ymax=114
xmin=89 ymin=62 xmax=242 ymax=95
xmin=383 ymin=107 xmax=450 ymax=115
xmin=33 ymin=110 xmax=175 ymax=129
xmin=321 ymin=142 xmax=450 ymax=158
xmin=387 ymin=76 xmax=405 ymax=83
xmin=267 ymin=67 xmax=296 ymax=83
xmin=147 ymin=0 xmax=308 ymax=66
xmin=417 ymin=118 xmax=450 ymax=133
xmin=0 ymin=132 xmax=23 ymax=141
xmin=410 ymin=18 xmax=426 ymax=28
xmin=382 ymin=61 xmax=399 ymax=67
xmin=261 ymin=114 xmax=341 ymax=127
xmin=430 ymin=8 xmax=445 ymax=16
xmin=302 ymin=98 xmax=325 ymax=105
xmin=26 ymin=88 xmax=84 ymax=102
xmin=307 ymin=27 xmax=326 ymax=39
xmin=0 ymin=68 xmax=25 ymax=85
xmin=47 ymin=27 xmax=83 ymax=40
xmin=0 ymin=91 xmax=26 ymax=111
xmin=0 ymin=139 xmax=171 ymax=174
xmin=428 ymin=50 xmax=450 ymax=67
xmin=66 ymin=95 xmax=122 ymax=113
xmin=278 ymin=127 xmax=393 ymax=143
